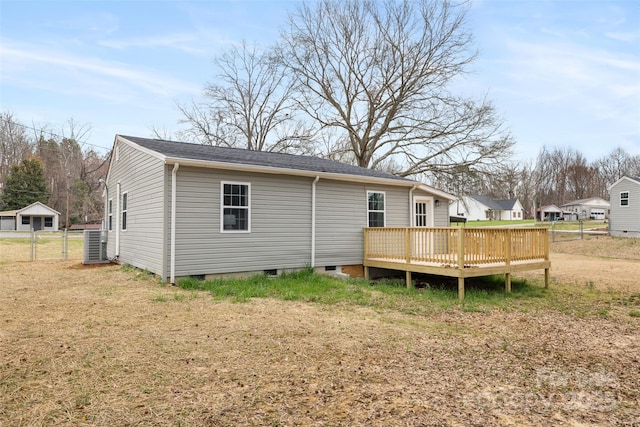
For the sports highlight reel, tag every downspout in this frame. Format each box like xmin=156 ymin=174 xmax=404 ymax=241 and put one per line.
xmin=170 ymin=163 xmax=180 ymax=284
xmin=409 ymin=184 xmax=418 ymax=226
xmin=311 ymin=176 xmax=320 ymax=267
xmin=115 ymin=181 xmax=121 ymax=257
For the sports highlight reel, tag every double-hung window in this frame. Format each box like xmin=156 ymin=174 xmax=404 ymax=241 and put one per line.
xmin=367 ymin=191 xmax=385 ymax=227
xmin=620 ymin=191 xmax=629 ymax=207
xmin=121 ymin=192 xmax=128 ymax=231
xmin=222 ymin=182 xmax=250 ymax=232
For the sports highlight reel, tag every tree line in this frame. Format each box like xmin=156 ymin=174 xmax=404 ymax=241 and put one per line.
xmin=0 ymin=111 xmax=108 ymax=228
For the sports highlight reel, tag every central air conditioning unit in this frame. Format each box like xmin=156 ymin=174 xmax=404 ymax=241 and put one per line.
xmin=83 ymin=229 xmax=108 ymax=264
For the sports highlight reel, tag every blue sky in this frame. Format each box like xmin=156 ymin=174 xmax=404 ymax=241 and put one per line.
xmin=1 ymin=0 xmax=639 ymax=163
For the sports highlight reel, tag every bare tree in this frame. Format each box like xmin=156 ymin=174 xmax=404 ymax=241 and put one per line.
xmin=180 ymin=41 xmax=314 ymax=153
xmin=278 ymin=0 xmax=513 ymax=176
xmin=0 ymin=112 xmax=32 ymax=181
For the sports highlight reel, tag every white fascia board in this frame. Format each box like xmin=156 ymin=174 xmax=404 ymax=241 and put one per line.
xmin=608 ymin=176 xmax=640 ymax=191
xmin=416 ymin=184 xmax=456 ymax=201
xmin=105 ymin=135 xmax=168 ymax=184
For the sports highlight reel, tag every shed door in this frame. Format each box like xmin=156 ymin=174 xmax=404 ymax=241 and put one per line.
xmin=33 ymin=217 xmax=42 ymax=231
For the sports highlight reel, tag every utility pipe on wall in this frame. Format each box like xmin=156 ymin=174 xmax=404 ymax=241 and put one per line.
xmin=115 ymin=181 xmax=121 ymax=257
xmin=311 ymin=176 xmax=320 ymax=267
xmin=170 ymin=163 xmax=180 ymax=284
xmin=408 ymin=184 xmax=418 ymax=226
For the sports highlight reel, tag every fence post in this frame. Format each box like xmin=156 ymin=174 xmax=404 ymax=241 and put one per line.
xmin=579 ymin=219 xmax=583 ymax=240
xmin=30 ymin=230 xmax=35 ymax=261
xmin=63 ymin=229 xmax=68 ymax=260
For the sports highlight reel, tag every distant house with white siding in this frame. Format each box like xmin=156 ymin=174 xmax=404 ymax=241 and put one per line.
xmin=103 ymin=135 xmax=454 ymax=283
xmin=608 ymin=176 xmax=640 ymax=238
xmin=561 ymin=197 xmax=610 ymax=220
xmin=449 ymin=195 xmax=525 ymax=222
xmin=0 ymin=202 xmax=60 ymax=231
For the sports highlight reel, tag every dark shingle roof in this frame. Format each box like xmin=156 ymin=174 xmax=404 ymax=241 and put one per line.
xmin=121 ymin=135 xmax=411 ymax=182
xmin=468 ymin=195 xmax=519 ymax=210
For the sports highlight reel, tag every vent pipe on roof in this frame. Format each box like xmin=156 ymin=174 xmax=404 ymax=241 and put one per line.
xmin=170 ymin=163 xmax=179 ymax=284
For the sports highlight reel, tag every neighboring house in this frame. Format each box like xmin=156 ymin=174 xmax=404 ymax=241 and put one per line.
xmin=561 ymin=197 xmax=610 ymax=220
xmin=449 ymin=195 xmax=525 ymax=222
xmin=103 ymin=135 xmax=454 ymax=283
xmin=608 ymin=176 xmax=640 ymax=238
xmin=0 ymin=201 xmax=60 ymax=231
xmin=537 ymin=204 xmax=563 ymax=221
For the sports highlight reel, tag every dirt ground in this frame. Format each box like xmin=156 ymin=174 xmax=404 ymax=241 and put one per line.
xmin=0 ymin=236 xmax=638 ymax=426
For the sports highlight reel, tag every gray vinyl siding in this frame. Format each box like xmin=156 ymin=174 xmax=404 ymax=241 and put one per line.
xmin=609 ymin=180 xmax=640 ymax=237
xmin=168 ymin=167 xmax=313 ymax=276
xmin=105 ymin=140 xmax=166 ymax=275
xmin=412 ymin=189 xmax=450 ymax=227
xmin=315 ymin=181 xmax=412 ymax=266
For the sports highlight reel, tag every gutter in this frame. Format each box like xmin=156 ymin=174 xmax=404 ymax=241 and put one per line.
xmin=409 ymin=184 xmax=418 ymax=226
xmin=311 ymin=176 xmax=320 ymax=267
xmin=115 ymin=181 xmax=121 ymax=258
xmin=170 ymin=163 xmax=179 ymax=284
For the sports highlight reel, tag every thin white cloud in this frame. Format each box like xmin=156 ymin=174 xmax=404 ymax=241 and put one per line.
xmin=98 ymin=33 xmax=208 ymax=55
xmin=604 ymin=31 xmax=640 ymax=42
xmin=1 ymin=41 xmax=201 ymax=99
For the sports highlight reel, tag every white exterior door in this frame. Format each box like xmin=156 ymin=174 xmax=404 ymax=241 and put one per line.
xmin=414 ymin=197 xmax=434 ymax=227
xmin=413 ymin=197 xmax=434 ymax=258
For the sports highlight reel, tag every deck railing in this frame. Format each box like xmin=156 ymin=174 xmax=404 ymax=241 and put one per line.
xmin=364 ymin=227 xmax=549 ymax=267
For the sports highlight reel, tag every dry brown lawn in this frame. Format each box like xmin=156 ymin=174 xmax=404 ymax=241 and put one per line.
xmin=0 ymin=236 xmax=639 ymax=426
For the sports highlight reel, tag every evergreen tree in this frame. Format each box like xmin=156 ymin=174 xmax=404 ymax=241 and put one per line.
xmin=0 ymin=158 xmax=49 ymax=210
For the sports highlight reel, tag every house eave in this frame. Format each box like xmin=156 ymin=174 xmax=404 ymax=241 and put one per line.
xmin=163 ymin=156 xmax=455 ymax=198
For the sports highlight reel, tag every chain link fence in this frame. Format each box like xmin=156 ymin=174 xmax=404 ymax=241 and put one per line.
xmin=0 ymin=231 xmax=84 ymax=263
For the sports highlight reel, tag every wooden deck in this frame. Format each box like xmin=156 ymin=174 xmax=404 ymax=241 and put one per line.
xmin=363 ymin=227 xmax=551 ymax=300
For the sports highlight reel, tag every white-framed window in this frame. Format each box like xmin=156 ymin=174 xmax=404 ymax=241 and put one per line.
xmin=108 ymin=199 xmax=113 ymax=231
xmin=367 ymin=191 xmax=385 ymax=227
xmin=121 ymin=192 xmax=128 ymax=231
xmin=221 ymin=182 xmax=250 ymax=232
xmin=21 ymin=216 xmax=30 ymax=225
xmin=620 ymin=191 xmax=629 ymax=207
xmin=45 ymin=217 xmax=53 ymax=227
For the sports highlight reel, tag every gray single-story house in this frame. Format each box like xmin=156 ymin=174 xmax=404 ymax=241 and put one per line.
xmin=608 ymin=176 xmax=640 ymax=238
xmin=104 ymin=135 xmax=454 ymax=283
xmin=561 ymin=197 xmax=610 ymax=220
xmin=0 ymin=201 xmax=60 ymax=231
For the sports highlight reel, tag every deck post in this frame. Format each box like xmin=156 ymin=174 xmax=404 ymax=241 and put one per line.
xmin=364 ymin=266 xmax=369 ymax=280
xmin=457 ymin=229 xmax=464 ymax=270
xmin=457 ymin=229 xmax=465 ymax=300
xmin=505 ymin=229 xmax=512 ymax=293
xmin=405 ymin=228 xmax=411 ymax=265
xmin=544 ymin=268 xmax=549 ymax=288
xmin=406 ymin=270 xmax=412 ymax=288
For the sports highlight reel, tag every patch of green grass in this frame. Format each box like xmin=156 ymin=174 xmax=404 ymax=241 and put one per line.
xmin=457 ymin=219 xmax=536 ymax=227
xmin=176 ymin=268 xmax=574 ymax=316
xmin=152 ymin=294 xmax=168 ymax=303
xmin=629 ymin=310 xmax=640 ymax=318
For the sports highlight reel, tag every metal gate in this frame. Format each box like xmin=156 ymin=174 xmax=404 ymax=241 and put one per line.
xmin=31 ymin=230 xmax=83 ymax=261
